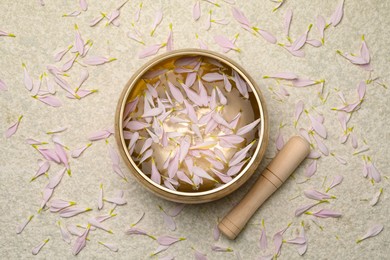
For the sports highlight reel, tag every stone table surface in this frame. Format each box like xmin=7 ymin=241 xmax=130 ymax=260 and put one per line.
xmin=0 ymin=0 xmax=389 ymax=259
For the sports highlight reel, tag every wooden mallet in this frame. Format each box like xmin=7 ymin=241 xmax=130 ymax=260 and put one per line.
xmin=218 ymin=136 xmax=310 ymax=240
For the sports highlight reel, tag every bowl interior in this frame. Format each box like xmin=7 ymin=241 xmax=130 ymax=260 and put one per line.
xmin=115 ymin=49 xmax=268 ymax=203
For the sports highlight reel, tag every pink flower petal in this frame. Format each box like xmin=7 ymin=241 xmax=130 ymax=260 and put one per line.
xmin=166 ymin=24 xmax=174 ymax=51
xmin=369 ymin=188 xmax=383 ymax=206
xmin=30 ymin=160 xmax=50 ymax=181
xmin=60 ymin=207 xmax=92 ymax=218
xmin=71 ymin=143 xmax=92 ymax=158
xmin=202 ymin=72 xmax=224 ymax=82
xmin=83 ymin=56 xmax=116 ymax=65
xmin=167 ymin=203 xmax=186 ymax=217
xmin=79 ymin=0 xmax=88 ymax=11
xmin=295 ymin=202 xmax=320 ymax=216
xmin=125 ymin=227 xmax=150 ymax=236
xmin=291 ymin=24 xmax=312 ymax=51
xmin=139 ymin=43 xmax=166 ymax=59
xmin=360 ymin=35 xmax=370 ymax=63
xmin=284 ymin=45 xmax=305 ymax=57
xmin=98 ymin=241 xmax=118 ymax=252
xmin=310 ymin=209 xmax=342 ymax=218
xmin=48 ymin=168 xmax=66 ymax=189
xmin=284 ymin=9 xmax=293 ymax=38
xmin=306 ymin=39 xmax=322 ymax=47
xmin=232 ymin=71 xmax=249 ymax=98
xmin=90 ymin=14 xmax=105 ymax=27
xmin=38 ymin=148 xmax=61 ymax=163
xmin=293 ymin=100 xmax=304 ymax=127
xmin=35 ymin=95 xmax=62 ymax=107
xmin=157 ymin=235 xmax=185 ymax=246
xmin=50 ymin=199 xmax=76 ymax=212
xmin=304 ymin=190 xmax=335 ymax=201
xmin=214 ymin=35 xmax=239 ymax=51
xmin=356 ymin=224 xmax=384 ymax=243
xmin=74 ymin=24 xmax=84 ymax=55
xmin=357 ymin=81 xmax=366 ymax=101
xmin=152 ymin=245 xmax=170 ymax=256
xmin=72 ymin=226 xmax=90 ymax=255
xmin=5 ymin=115 xmax=23 ymax=138
xmin=0 ymin=78 xmax=8 ymax=91
xmin=231 ymin=7 xmax=251 ymax=28
xmin=316 ymin=15 xmax=326 ymax=43
xmin=106 ymin=9 xmax=120 ymax=25
xmin=58 ymin=221 xmax=71 ymax=244
xmin=367 ymin=159 xmax=381 ymax=183
xmin=205 ymin=10 xmax=212 ymax=30
xmin=275 ymin=130 xmax=284 ymax=151
xmin=0 ymin=30 xmax=16 ymax=37
xmin=193 ymin=1 xmax=201 ymax=21
xmin=258 ymin=29 xmax=277 ymax=44
xmin=305 ymin=159 xmax=317 ymax=177
xmin=54 ymin=79 xmax=77 ymax=100
xmin=150 ymin=9 xmax=163 ymax=36
xmin=126 ymin=120 xmax=150 ymax=131
xmin=263 ymin=72 xmax=298 ymax=80
xmin=22 ymin=63 xmax=33 ymax=91
xmin=194 ymin=249 xmax=208 ymax=260
xmin=229 ymin=140 xmax=255 ymax=167
xmin=259 ymin=220 xmax=267 ymax=250
xmin=308 ymin=114 xmax=327 ymax=138
xmin=133 ymin=2 xmax=143 ymax=22
xmin=285 ymin=236 xmax=306 ymax=245
xmin=88 ymin=218 xmax=113 ymax=233
xmin=220 ymin=73 xmax=232 ymax=93
xmin=63 ymin=10 xmax=81 ymax=17
xmin=88 ymin=129 xmax=112 ymax=141
xmin=53 ymin=45 xmax=73 ymax=62
xmin=32 ymin=238 xmax=49 ymax=255
xmin=329 ymin=0 xmax=344 ymax=27
xmin=313 ymin=134 xmax=329 ymax=156
xmin=16 ymin=215 xmax=34 ymax=234
xmin=236 ymin=118 xmax=260 ymax=135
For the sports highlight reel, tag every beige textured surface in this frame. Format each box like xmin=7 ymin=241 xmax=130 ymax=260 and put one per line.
xmin=0 ymin=0 xmax=389 ymax=259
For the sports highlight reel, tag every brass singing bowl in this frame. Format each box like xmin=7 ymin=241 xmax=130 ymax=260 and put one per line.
xmin=115 ymin=49 xmax=269 ymax=204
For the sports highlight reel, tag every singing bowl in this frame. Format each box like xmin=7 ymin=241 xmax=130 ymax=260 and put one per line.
xmin=115 ymin=49 xmax=269 ymax=204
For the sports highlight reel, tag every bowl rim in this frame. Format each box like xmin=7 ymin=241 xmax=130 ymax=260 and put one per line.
xmin=115 ymin=49 xmax=269 ymax=203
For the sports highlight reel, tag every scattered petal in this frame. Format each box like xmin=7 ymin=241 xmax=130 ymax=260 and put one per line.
xmin=58 ymin=221 xmax=71 ymax=244
xmin=326 ymin=175 xmax=343 ymax=192
xmin=329 ymin=0 xmax=344 ymax=27
xmin=139 ymin=43 xmax=165 ymax=59
xmin=211 ymin=245 xmax=233 ymax=252
xmin=308 ymin=209 xmax=342 ymax=218
xmin=83 ymin=56 xmax=116 ymax=66
xmin=60 ymin=207 xmax=92 ymax=218
xmin=72 ymin=226 xmax=90 ymax=255
xmin=16 ymin=215 xmax=34 ymax=234
xmin=98 ymin=241 xmax=118 ymax=252
xmin=79 ymin=0 xmax=88 ymax=11
xmin=193 ymin=1 xmax=201 ymax=21
xmin=71 ymin=143 xmax=92 ymax=158
xmin=369 ymin=188 xmax=383 ymax=206
xmin=32 ymin=238 xmax=49 ymax=255
xmin=157 ymin=235 xmax=185 ymax=246
xmin=305 ymin=159 xmax=317 ymax=177
xmin=88 ymin=129 xmax=112 ymax=141
xmin=151 ymin=9 xmax=163 ymax=36
xmin=295 ymin=202 xmax=322 ymax=217
xmin=284 ymin=9 xmax=293 ymax=39
xmin=5 ymin=115 xmax=23 ymax=138
xmin=356 ymin=224 xmax=384 ymax=243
